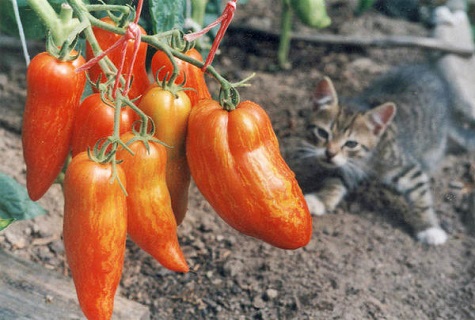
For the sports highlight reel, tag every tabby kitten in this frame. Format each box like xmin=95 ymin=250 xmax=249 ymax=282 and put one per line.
xmin=299 ymin=64 xmax=453 ymax=245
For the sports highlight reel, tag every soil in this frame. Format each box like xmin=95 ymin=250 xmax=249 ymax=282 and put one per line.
xmin=1 ymin=1 xmax=475 ymax=319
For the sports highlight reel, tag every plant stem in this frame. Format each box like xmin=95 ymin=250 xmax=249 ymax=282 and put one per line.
xmin=142 ymin=34 xmax=237 ymax=108
xmin=27 ymin=0 xmax=81 ymax=46
xmin=85 ymin=4 xmax=131 ymax=16
xmin=191 ymin=0 xmax=208 ymax=26
xmin=68 ymin=0 xmax=119 ymax=79
xmin=277 ymin=0 xmax=293 ymax=69
xmin=120 ymin=97 xmax=149 ymax=136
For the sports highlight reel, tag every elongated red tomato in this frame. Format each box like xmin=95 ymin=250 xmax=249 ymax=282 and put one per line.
xmin=117 ymin=132 xmax=189 ymax=272
xmin=22 ymin=51 xmax=86 ymax=200
xmin=70 ymin=93 xmax=136 ymax=157
xmin=138 ymin=85 xmax=192 ymax=225
xmin=63 ymin=152 xmax=127 ymax=320
xmin=86 ymin=17 xmax=150 ymax=100
xmin=151 ymin=48 xmax=211 ymax=106
xmin=187 ymin=99 xmax=312 ymax=249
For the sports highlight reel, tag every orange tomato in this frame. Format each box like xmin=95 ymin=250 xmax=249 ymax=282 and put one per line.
xmin=117 ymin=132 xmax=189 ymax=272
xmin=138 ymin=85 xmax=192 ymax=225
xmin=63 ymin=152 xmax=127 ymax=319
xmin=186 ymin=99 xmax=313 ymax=249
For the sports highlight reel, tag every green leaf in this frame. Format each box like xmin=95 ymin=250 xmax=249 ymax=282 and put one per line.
xmin=0 ymin=218 xmax=15 ymax=231
xmin=0 ymin=173 xmax=47 ymax=231
xmin=0 ymin=0 xmax=67 ymax=40
xmin=148 ymin=0 xmax=186 ymax=33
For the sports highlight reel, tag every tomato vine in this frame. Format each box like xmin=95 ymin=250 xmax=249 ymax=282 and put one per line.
xmin=14 ymin=1 xmax=318 ymax=318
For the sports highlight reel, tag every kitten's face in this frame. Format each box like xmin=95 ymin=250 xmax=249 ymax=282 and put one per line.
xmin=304 ymin=77 xmax=396 ymax=169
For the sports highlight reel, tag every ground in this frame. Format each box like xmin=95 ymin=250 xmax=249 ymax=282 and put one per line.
xmin=1 ymin=1 xmax=475 ymax=319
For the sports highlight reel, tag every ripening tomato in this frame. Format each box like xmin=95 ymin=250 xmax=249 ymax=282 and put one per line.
xmin=186 ymin=99 xmax=313 ymax=250
xmin=22 ymin=51 xmax=86 ymax=201
xmin=63 ymin=152 xmax=127 ymax=320
xmin=86 ymin=16 xmax=150 ymax=100
xmin=70 ymin=93 xmax=136 ymax=157
xmin=151 ymin=48 xmax=211 ymax=106
xmin=117 ymin=132 xmax=189 ymax=273
xmin=138 ymin=85 xmax=192 ymax=225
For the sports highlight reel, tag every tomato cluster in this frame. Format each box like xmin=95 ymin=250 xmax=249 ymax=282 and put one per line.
xmin=21 ymin=17 xmax=312 ymax=320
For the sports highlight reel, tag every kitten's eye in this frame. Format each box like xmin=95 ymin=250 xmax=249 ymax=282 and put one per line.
xmin=344 ymin=140 xmax=358 ymax=148
xmin=316 ymin=128 xmax=329 ymax=140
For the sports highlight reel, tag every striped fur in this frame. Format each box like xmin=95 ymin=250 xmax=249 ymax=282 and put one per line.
xmin=299 ymin=64 xmax=456 ymax=245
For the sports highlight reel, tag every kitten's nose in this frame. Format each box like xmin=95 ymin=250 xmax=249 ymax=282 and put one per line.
xmin=325 ymin=149 xmax=336 ymax=159
xmin=325 ymin=142 xmax=338 ymax=160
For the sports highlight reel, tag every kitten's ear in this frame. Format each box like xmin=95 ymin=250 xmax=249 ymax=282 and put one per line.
xmin=313 ymin=76 xmax=338 ymax=112
xmin=365 ymin=102 xmax=396 ymax=136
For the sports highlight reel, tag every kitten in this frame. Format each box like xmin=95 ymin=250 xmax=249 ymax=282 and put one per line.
xmin=295 ymin=64 xmax=465 ymax=245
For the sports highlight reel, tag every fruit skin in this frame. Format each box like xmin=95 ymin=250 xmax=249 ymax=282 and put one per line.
xmin=151 ymin=48 xmax=211 ymax=106
xmin=63 ymin=152 xmax=127 ymax=320
xmin=22 ymin=51 xmax=86 ymax=201
xmin=86 ymin=16 xmax=150 ymax=100
xmin=117 ymin=132 xmax=189 ymax=273
xmin=186 ymin=99 xmax=313 ymax=250
xmin=138 ymin=85 xmax=192 ymax=225
xmin=70 ymin=93 xmax=136 ymax=157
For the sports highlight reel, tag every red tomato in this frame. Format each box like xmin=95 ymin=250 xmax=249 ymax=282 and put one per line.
xmin=22 ymin=51 xmax=86 ymax=201
xmin=138 ymin=85 xmax=192 ymax=225
xmin=151 ymin=48 xmax=211 ymax=106
xmin=186 ymin=99 xmax=313 ymax=250
xmin=63 ymin=152 xmax=127 ymax=320
xmin=70 ymin=93 xmax=136 ymax=157
xmin=117 ymin=132 xmax=189 ymax=273
xmin=86 ymin=17 xmax=150 ymax=100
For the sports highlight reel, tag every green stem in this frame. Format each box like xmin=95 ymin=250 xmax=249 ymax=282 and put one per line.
xmin=277 ymin=0 xmax=293 ymax=69
xmin=120 ymin=97 xmax=150 ymax=136
xmin=65 ymin=0 xmax=239 ymax=109
xmin=142 ymin=35 xmax=239 ymax=111
xmin=68 ymin=0 xmax=119 ymax=81
xmin=112 ymin=96 xmax=122 ymax=139
xmin=27 ymin=0 xmax=81 ymax=46
xmin=191 ymin=0 xmax=208 ymax=26
xmin=85 ymin=4 xmax=131 ymax=16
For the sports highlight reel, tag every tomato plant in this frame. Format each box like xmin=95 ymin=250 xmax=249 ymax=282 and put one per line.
xmin=63 ymin=152 xmax=127 ymax=320
xmin=117 ymin=132 xmax=189 ymax=273
xmin=22 ymin=50 xmax=86 ymax=201
xmin=186 ymin=99 xmax=313 ymax=250
xmin=138 ymin=84 xmax=192 ymax=225
xmin=9 ymin=0 xmax=327 ymax=317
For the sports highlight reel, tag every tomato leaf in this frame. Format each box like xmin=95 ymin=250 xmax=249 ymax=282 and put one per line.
xmin=148 ymin=0 xmax=185 ymax=33
xmin=0 ymin=173 xmax=46 ymax=231
xmin=0 ymin=218 xmax=14 ymax=230
xmin=0 ymin=0 xmax=67 ymax=40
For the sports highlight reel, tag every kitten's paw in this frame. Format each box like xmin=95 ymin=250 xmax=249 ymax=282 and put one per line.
xmin=416 ymin=227 xmax=448 ymax=246
xmin=304 ymin=194 xmax=326 ymax=216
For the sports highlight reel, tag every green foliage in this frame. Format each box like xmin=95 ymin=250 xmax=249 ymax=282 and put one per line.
xmin=0 ymin=173 xmax=46 ymax=231
xmin=0 ymin=0 xmax=64 ymax=39
xmin=148 ymin=0 xmax=185 ymax=34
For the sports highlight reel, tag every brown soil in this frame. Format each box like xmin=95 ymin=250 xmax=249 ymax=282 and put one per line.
xmin=1 ymin=1 xmax=474 ymax=319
